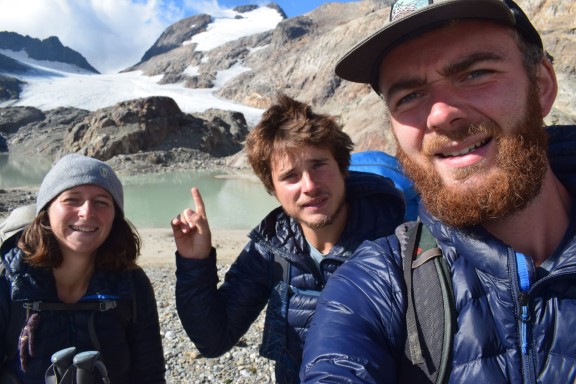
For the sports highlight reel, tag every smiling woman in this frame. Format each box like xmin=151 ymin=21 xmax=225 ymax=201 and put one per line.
xmin=0 ymin=154 xmax=166 ymax=383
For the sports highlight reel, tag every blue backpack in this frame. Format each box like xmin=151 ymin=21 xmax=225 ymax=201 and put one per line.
xmin=349 ymin=150 xmax=420 ymax=221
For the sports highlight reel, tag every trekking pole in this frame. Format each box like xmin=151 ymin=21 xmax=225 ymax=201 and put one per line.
xmin=73 ymin=351 xmax=110 ymax=384
xmin=45 ymin=347 xmax=76 ymax=384
xmin=93 ymin=360 xmax=110 ymax=384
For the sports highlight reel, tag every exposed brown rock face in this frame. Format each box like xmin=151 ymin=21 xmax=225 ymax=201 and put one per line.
xmin=2 ymin=97 xmax=248 ymax=163
xmin=211 ymin=0 xmax=576 ymax=153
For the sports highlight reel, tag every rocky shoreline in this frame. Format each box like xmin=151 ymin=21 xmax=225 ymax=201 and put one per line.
xmin=0 ymin=187 xmax=37 ymax=220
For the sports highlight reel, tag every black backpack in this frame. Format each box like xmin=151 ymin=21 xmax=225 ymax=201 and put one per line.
xmin=397 ymin=220 xmax=455 ymax=384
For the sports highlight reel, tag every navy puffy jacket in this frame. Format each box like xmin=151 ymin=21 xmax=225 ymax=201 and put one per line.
xmin=0 ymin=242 xmax=166 ymax=384
xmin=301 ymin=126 xmax=576 ymax=383
xmin=175 ymin=171 xmax=405 ymax=383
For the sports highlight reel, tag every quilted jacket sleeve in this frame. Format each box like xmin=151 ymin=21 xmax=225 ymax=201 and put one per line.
xmin=127 ymin=268 xmax=166 ymax=384
xmin=175 ymin=241 xmax=272 ymax=357
xmin=0 ymin=266 xmax=9 ymax=363
xmin=300 ymin=236 xmax=406 ymax=383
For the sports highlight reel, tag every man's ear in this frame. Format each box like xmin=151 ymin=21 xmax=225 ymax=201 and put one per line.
xmin=537 ymin=57 xmax=558 ymax=117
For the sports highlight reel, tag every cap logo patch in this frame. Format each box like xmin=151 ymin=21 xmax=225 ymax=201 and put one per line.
xmin=390 ymin=0 xmax=432 ymax=22
xmin=99 ymin=166 xmax=109 ymax=178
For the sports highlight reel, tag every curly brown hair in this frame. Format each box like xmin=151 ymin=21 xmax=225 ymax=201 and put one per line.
xmin=245 ymin=93 xmax=354 ymax=195
xmin=18 ymin=206 xmax=140 ymax=271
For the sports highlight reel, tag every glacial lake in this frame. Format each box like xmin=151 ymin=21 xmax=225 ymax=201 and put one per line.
xmin=0 ymin=154 xmax=279 ymax=229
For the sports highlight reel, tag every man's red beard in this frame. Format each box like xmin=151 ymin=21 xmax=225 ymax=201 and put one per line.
xmin=397 ymin=88 xmax=549 ymax=228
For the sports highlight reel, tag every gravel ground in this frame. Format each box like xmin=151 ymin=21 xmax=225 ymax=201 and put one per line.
xmin=144 ymin=263 xmax=276 ymax=384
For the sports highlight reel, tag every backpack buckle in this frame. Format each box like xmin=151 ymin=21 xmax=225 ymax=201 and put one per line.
xmin=98 ymin=301 xmax=117 ymax=311
xmin=23 ymin=301 xmax=42 ymax=311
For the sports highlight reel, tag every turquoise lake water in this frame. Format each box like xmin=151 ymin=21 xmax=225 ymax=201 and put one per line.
xmin=0 ymin=154 xmax=279 ymax=229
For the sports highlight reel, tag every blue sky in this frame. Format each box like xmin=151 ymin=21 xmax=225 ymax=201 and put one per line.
xmin=0 ymin=0 xmax=358 ymax=74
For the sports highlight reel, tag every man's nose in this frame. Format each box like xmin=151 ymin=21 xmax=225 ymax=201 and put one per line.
xmin=301 ymin=172 xmax=318 ymax=193
xmin=426 ymin=87 xmax=466 ymax=133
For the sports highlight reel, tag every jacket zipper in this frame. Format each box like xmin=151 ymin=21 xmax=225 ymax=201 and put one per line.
xmin=515 ymin=252 xmax=536 ymax=384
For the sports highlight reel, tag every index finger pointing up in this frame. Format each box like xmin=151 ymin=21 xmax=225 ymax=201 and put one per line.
xmin=191 ymin=187 xmax=206 ymax=218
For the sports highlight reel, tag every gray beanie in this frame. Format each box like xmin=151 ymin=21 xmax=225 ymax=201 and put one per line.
xmin=36 ymin=154 xmax=124 ymax=214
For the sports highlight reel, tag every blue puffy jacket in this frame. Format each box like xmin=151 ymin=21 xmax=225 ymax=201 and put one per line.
xmin=175 ymin=171 xmax=405 ymax=384
xmin=301 ymin=125 xmax=576 ymax=384
xmin=0 ymin=236 xmax=166 ymax=384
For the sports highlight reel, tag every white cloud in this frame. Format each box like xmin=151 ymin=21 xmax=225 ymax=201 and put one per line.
xmin=183 ymin=0 xmax=225 ymax=17
xmin=0 ymin=0 xmax=183 ymax=74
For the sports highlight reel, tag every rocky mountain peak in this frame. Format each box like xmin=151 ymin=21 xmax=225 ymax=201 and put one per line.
xmin=136 ymin=14 xmax=213 ymax=64
xmin=0 ymin=31 xmax=99 ymax=74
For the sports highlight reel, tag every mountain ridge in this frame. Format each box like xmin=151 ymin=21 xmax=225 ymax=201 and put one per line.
xmin=0 ymin=31 xmax=99 ymax=74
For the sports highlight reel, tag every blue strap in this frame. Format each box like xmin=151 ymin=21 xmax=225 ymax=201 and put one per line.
xmin=81 ymin=294 xmax=121 ymax=301
xmin=516 ymin=253 xmax=531 ymax=291
xmin=515 ymin=252 xmax=531 ymax=355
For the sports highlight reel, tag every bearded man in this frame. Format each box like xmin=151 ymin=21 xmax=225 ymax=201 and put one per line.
xmin=301 ymin=0 xmax=576 ymax=383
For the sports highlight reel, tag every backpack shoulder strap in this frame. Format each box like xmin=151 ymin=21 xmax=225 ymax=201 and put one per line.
xmin=272 ymin=253 xmax=290 ymax=283
xmin=6 ymin=281 xmax=136 ymax=355
xmin=1 ymin=260 xmax=27 ymax=364
xmin=120 ymin=268 xmax=138 ymax=326
xmin=399 ymin=221 xmax=455 ymax=384
xmin=4 ymin=288 xmax=29 ymax=364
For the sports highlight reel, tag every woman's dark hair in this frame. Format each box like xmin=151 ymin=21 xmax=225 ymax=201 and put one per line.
xmin=18 ymin=204 xmax=140 ymax=271
xmin=246 ymin=93 xmax=354 ymax=194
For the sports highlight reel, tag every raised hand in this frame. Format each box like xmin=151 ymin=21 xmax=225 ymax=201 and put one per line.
xmin=171 ymin=187 xmax=213 ymax=259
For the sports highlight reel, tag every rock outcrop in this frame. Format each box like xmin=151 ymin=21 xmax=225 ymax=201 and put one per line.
xmin=1 ymin=96 xmax=248 ymax=164
xmin=0 ymin=74 xmax=25 ymax=102
xmin=135 ymin=14 xmax=213 ymax=65
xmin=6 ymin=107 xmax=90 ymax=157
